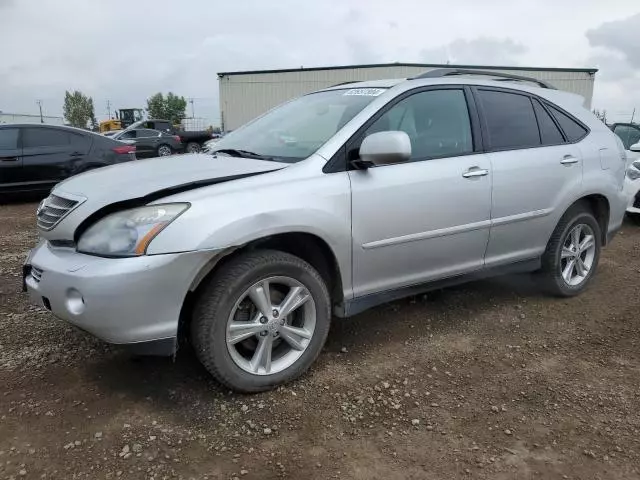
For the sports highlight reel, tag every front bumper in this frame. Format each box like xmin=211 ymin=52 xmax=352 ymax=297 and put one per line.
xmin=24 ymin=242 xmax=214 ymax=351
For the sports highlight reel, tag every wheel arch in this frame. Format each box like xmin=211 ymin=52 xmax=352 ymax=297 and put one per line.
xmin=565 ymin=194 xmax=610 ymax=245
xmin=178 ymin=231 xmax=345 ymax=345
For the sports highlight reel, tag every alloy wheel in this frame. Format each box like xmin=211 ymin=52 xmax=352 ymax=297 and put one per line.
xmin=158 ymin=145 xmax=172 ymax=156
xmin=226 ymin=276 xmax=316 ymax=375
xmin=560 ymin=223 xmax=596 ymax=286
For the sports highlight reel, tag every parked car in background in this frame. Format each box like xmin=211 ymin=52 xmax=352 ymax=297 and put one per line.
xmin=127 ymin=119 xmax=214 ymax=153
xmin=623 ymin=143 xmax=640 ymax=223
xmin=0 ymin=124 xmax=136 ymax=195
xmin=611 ymin=123 xmax=640 ymax=155
xmin=113 ymin=128 xmax=183 ymax=158
xmin=25 ymin=69 xmax=627 ymax=392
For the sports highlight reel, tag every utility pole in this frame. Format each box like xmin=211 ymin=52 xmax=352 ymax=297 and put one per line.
xmin=36 ymin=100 xmax=44 ymax=123
xmin=631 ymin=107 xmax=636 ymax=125
xmin=107 ymin=100 xmax=112 ymax=119
xmin=189 ymin=98 xmax=195 ymax=118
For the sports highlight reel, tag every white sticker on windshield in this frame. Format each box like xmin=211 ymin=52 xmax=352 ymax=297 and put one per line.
xmin=343 ymin=88 xmax=386 ymax=97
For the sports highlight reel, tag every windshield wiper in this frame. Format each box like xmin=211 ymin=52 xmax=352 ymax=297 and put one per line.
xmin=212 ymin=149 xmax=276 ymax=161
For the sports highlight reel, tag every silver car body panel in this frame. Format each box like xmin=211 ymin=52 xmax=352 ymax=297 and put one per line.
xmin=25 ymin=75 xmax=628 ymax=350
xmin=25 ymin=241 xmax=217 ymax=344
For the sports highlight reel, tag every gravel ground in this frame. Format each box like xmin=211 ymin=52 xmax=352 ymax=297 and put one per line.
xmin=1 ymin=201 xmax=640 ymax=480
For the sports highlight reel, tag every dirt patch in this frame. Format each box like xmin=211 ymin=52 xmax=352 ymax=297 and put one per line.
xmin=1 ymin=201 xmax=640 ymax=479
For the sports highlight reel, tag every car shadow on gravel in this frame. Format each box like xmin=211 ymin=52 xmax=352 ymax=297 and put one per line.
xmin=324 ymin=272 xmax=542 ymax=352
xmin=83 ymin=272 xmax=543 ymax=410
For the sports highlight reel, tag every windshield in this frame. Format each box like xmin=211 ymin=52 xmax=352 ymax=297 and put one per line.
xmin=213 ymin=88 xmax=386 ymax=162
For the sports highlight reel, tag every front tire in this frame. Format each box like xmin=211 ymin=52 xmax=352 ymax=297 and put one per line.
xmin=186 ymin=142 xmax=201 ymax=153
xmin=540 ymin=205 xmax=601 ymax=297
xmin=192 ymin=250 xmax=331 ymax=393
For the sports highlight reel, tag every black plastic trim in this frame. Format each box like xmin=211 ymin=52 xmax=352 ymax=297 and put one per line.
xmin=218 ymin=63 xmax=598 ymax=77
xmin=336 ymin=258 xmax=541 ymax=317
xmin=120 ymin=337 xmax=177 ymax=356
xmin=410 ymin=68 xmax=556 ymax=89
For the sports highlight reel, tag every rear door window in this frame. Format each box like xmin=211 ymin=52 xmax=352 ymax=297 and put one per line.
xmin=119 ymin=130 xmax=137 ymax=139
xmin=139 ymin=129 xmax=159 ymax=138
xmin=477 ymin=89 xmax=540 ymax=150
xmin=532 ymin=99 xmax=565 ymax=145
xmin=547 ymin=105 xmax=588 ymax=142
xmin=0 ymin=129 xmax=19 ymax=150
xmin=23 ymin=128 xmax=70 ymax=148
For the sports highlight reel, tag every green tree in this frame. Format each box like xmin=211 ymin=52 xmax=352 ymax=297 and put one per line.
xmin=63 ymin=90 xmax=97 ymax=129
xmin=146 ymin=92 xmax=187 ymax=125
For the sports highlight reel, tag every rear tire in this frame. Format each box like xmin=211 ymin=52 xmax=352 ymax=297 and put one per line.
xmin=157 ymin=144 xmax=172 ymax=157
xmin=186 ymin=142 xmax=201 ymax=153
xmin=540 ymin=204 xmax=601 ymax=297
xmin=191 ymin=250 xmax=331 ymax=393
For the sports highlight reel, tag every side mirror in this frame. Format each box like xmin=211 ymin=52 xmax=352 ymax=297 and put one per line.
xmin=630 ymin=142 xmax=640 ymax=153
xmin=358 ymin=131 xmax=411 ymax=167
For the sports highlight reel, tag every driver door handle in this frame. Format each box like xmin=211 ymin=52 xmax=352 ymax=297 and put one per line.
xmin=560 ymin=155 xmax=579 ymax=165
xmin=462 ymin=167 xmax=489 ymax=178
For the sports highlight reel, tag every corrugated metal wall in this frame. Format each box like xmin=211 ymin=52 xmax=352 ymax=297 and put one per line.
xmin=219 ymin=66 xmax=595 ymax=131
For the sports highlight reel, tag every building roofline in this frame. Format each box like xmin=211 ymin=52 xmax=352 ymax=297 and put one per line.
xmin=217 ymin=62 xmax=598 ymax=77
xmin=0 ymin=112 xmax=63 ymax=118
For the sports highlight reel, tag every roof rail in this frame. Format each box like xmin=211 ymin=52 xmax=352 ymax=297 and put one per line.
xmin=410 ymin=68 xmax=556 ymax=89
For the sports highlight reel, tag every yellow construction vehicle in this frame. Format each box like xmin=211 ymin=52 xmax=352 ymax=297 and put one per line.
xmin=99 ymin=108 xmax=145 ymax=133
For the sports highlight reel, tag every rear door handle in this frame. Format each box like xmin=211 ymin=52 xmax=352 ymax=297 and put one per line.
xmin=0 ymin=157 xmax=18 ymax=162
xmin=69 ymin=152 xmax=83 ymax=158
xmin=560 ymin=155 xmax=579 ymax=165
xmin=462 ymin=167 xmax=489 ymax=178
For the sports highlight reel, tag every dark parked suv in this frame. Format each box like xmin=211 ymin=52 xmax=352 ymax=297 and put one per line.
xmin=0 ymin=124 xmax=136 ymax=194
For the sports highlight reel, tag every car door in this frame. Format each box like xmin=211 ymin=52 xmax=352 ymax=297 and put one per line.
xmin=0 ymin=127 xmax=23 ymax=191
xmin=134 ymin=129 xmax=160 ymax=157
xmin=349 ymin=87 xmax=492 ymax=297
xmin=474 ymin=88 xmax=585 ymax=267
xmin=21 ymin=127 xmax=77 ymax=188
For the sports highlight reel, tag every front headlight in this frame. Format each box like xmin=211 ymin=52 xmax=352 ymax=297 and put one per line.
xmin=77 ymin=203 xmax=189 ymax=257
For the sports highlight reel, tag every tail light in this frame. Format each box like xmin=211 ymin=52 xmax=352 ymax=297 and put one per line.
xmin=174 ymin=136 xmax=181 ymax=142
xmin=112 ymin=145 xmax=136 ymax=155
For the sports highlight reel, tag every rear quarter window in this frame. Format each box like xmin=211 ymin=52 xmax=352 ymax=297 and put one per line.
xmin=547 ymin=105 xmax=588 ymax=142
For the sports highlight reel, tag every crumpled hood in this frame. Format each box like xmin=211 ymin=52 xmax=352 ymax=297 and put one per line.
xmin=56 ymin=153 xmax=281 ymax=200
xmin=43 ymin=153 xmax=284 ymax=240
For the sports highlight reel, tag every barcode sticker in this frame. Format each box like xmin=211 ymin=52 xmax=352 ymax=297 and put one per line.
xmin=343 ymin=88 xmax=386 ymax=97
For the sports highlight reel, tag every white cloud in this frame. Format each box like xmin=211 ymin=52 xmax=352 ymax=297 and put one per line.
xmin=0 ymin=0 xmax=639 ymax=125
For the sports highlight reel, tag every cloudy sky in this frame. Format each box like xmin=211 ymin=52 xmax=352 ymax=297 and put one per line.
xmin=1 ymin=0 xmax=639 ymax=126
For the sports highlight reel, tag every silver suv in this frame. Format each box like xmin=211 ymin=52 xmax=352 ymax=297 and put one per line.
xmin=25 ymin=69 xmax=628 ymax=392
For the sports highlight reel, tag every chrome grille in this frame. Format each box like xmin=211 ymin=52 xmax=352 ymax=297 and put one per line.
xmin=31 ymin=266 xmax=43 ymax=283
xmin=36 ymin=194 xmax=81 ymax=231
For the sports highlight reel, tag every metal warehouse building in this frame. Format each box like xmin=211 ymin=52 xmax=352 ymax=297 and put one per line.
xmin=218 ymin=63 xmax=597 ymax=131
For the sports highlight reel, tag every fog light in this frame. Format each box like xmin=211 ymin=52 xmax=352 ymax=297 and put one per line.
xmin=65 ymin=288 xmax=85 ymax=315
